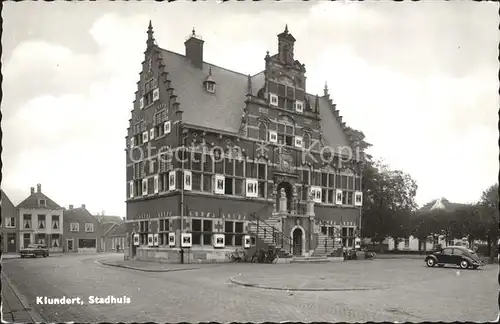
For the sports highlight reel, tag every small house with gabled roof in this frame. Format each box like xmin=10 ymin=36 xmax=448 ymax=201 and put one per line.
xmin=16 ymin=184 xmax=64 ymax=252
xmin=1 ymin=189 xmax=19 ymax=253
xmin=63 ymin=204 xmax=103 ymax=253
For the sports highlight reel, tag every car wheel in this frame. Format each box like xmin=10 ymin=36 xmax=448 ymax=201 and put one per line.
xmin=426 ymin=258 xmax=436 ymax=267
xmin=459 ymin=260 xmax=469 ymax=269
xmin=43 ymin=253 xmax=48 ymax=257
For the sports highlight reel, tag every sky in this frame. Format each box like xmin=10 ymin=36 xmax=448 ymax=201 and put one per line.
xmin=2 ymin=1 xmax=498 ymax=216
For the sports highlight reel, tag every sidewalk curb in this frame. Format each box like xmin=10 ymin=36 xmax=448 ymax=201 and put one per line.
xmin=1 ymin=273 xmax=45 ymax=323
xmin=229 ymin=274 xmax=387 ymax=292
xmin=97 ymin=260 xmax=204 ymax=273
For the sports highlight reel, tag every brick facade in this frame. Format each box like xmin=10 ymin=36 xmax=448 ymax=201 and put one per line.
xmin=125 ymin=23 xmax=365 ymax=263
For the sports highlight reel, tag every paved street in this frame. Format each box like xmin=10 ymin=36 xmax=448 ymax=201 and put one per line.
xmin=1 ymin=253 xmax=497 ymax=322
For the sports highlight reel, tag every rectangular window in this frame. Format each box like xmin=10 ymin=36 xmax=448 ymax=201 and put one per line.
xmin=328 ymin=174 xmax=335 ymax=188
xmin=225 ymin=159 xmax=234 ymax=176
xmin=215 ymin=157 xmax=224 ymax=174
xmin=23 ymin=214 xmax=32 ymax=229
xmin=336 ymin=174 xmax=342 ymax=189
xmin=70 ymin=222 xmax=79 ymax=232
xmin=321 ymin=173 xmax=328 ymax=187
xmin=52 ymin=215 xmax=60 ymax=230
xmin=192 ymin=172 xmax=202 ymax=191
xmin=405 ymin=238 xmax=410 ymax=248
xmin=202 ymin=174 xmax=212 ymax=192
xmin=302 ymin=169 xmax=310 ymax=185
xmin=257 ymin=163 xmax=266 ymax=180
xmin=328 ymin=190 xmax=334 ymax=204
xmin=38 ymin=215 xmax=46 ymax=229
xmin=225 ymin=221 xmax=234 ymax=246
xmin=192 ymin=153 xmax=202 ymax=171
xmin=246 ymin=162 xmax=255 ymax=178
xmin=347 ymin=176 xmax=354 ymax=190
xmin=6 ymin=217 xmax=15 ymax=228
xmin=321 ymin=189 xmax=327 ymax=203
xmin=203 ymin=220 xmax=213 ymax=245
xmin=224 ymin=177 xmax=234 ymax=195
xmin=85 ymin=223 xmax=94 ymax=232
xmin=234 ymin=178 xmax=243 ymax=196
xmin=203 ymin=154 xmax=213 ymax=173
xmin=355 ymin=177 xmax=361 ymax=191
xmin=278 ymin=84 xmax=286 ymax=97
xmin=234 ymin=221 xmax=244 ymax=246
xmin=258 ymin=181 xmax=266 ymax=198
xmin=235 ymin=159 xmax=244 ymax=177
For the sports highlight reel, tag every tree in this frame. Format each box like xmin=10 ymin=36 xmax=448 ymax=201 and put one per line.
xmin=478 ymin=183 xmax=499 ymax=260
xmin=361 ymin=161 xmax=418 ymax=252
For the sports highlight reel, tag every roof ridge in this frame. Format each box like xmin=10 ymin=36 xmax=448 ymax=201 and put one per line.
xmin=159 ymin=47 xmax=251 ymax=78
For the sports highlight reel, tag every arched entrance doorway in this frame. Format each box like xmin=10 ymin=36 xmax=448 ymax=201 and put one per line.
xmin=276 ymin=181 xmax=293 ymax=212
xmin=291 ymin=226 xmax=305 ymax=256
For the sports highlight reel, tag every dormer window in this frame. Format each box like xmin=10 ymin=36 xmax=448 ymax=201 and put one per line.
xmin=203 ymin=67 xmax=216 ymax=94
xmin=39 ymin=199 xmax=46 ymax=206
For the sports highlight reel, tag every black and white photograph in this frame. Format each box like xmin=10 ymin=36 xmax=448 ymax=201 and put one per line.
xmin=217 ymin=179 xmax=224 ymax=191
xmin=1 ymin=2 xmax=498 ymax=323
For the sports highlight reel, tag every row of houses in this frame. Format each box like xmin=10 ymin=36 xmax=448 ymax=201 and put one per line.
xmin=384 ymin=198 xmax=473 ymax=252
xmin=1 ymin=184 xmax=126 ymax=254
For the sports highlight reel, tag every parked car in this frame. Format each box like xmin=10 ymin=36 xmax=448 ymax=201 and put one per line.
xmin=20 ymin=244 xmax=49 ymax=258
xmin=425 ymin=246 xmax=485 ymax=269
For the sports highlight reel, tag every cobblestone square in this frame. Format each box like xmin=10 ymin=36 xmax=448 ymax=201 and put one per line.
xmin=2 ymin=254 xmax=497 ymax=322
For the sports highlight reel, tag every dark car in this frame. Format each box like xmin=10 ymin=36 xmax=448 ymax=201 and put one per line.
xmin=20 ymin=244 xmax=49 ymax=258
xmin=425 ymin=246 xmax=484 ymax=269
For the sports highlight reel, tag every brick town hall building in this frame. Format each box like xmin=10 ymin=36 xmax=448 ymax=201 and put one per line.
xmin=125 ymin=22 xmax=365 ymax=263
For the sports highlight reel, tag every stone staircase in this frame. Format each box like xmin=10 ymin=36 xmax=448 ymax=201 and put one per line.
xmin=312 ymin=233 xmax=339 ymax=257
xmin=247 ymin=214 xmax=291 ymax=258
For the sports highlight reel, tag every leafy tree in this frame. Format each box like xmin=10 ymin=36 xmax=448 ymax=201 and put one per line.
xmin=478 ymin=183 xmax=499 ymax=259
xmin=361 ymin=161 xmax=418 ymax=251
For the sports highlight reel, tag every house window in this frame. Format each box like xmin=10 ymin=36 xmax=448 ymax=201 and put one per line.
xmin=139 ymin=221 xmax=149 ymax=245
xmin=192 ymin=219 xmax=202 ymax=245
xmin=192 ymin=172 xmax=202 ymax=191
xmin=225 ymin=221 xmax=234 ymax=246
xmin=404 ymin=238 xmax=410 ymax=249
xmin=234 ymin=221 xmax=244 ymax=246
xmin=52 ymin=215 xmax=60 ymax=230
xmin=143 ymin=78 xmax=157 ymax=107
xmin=38 ymin=215 xmax=46 ymax=229
xmin=70 ymin=222 xmax=79 ymax=232
xmin=39 ymin=199 xmax=46 ymax=206
xmin=85 ymin=223 xmax=94 ymax=233
xmin=206 ymin=82 xmax=215 ymax=93
xmin=23 ymin=214 xmax=32 ymax=229
xmin=158 ymin=219 xmax=170 ymax=245
xmin=277 ymin=122 xmax=294 ymax=146
xmin=6 ymin=217 xmax=15 ymax=228
xmin=203 ymin=220 xmax=213 ymax=245
xmin=257 ymin=162 xmax=266 ymax=198
xmin=303 ymin=132 xmax=311 ymax=149
xmin=52 ymin=234 xmax=60 ymax=248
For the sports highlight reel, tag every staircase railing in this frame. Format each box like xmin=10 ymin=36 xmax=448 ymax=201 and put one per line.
xmin=247 ymin=212 xmax=294 ymax=254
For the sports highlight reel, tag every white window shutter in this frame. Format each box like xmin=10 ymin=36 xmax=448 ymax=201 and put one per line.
xmin=164 ymin=121 xmax=171 ymax=135
xmin=214 ymin=174 xmax=225 ymax=194
xmin=130 ymin=137 xmax=135 ymax=148
xmin=295 ymin=100 xmax=304 ymax=113
xmin=294 ymin=136 xmax=303 ymax=148
xmin=269 ymin=130 xmax=278 ymax=143
xmin=153 ymin=88 xmax=160 ymax=101
xmin=154 ymin=175 xmax=159 ymax=194
xmin=129 ymin=181 xmax=134 ymax=198
xmin=140 ymin=98 xmax=144 ymax=109
xmin=335 ymin=189 xmax=343 ymax=205
xmin=150 ymin=128 xmax=155 ymax=140
xmin=269 ymin=94 xmax=278 ymax=107
xmin=143 ymin=131 xmax=149 ymax=143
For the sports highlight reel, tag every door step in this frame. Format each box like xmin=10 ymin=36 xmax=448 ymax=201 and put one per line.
xmin=291 ymin=256 xmax=329 ymax=263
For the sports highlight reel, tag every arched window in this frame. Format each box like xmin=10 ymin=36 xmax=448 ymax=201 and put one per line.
xmin=258 ymin=122 xmax=267 ymax=141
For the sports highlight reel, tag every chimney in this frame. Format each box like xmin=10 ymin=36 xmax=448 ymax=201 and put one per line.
xmin=37 ymin=184 xmax=41 ymax=193
xmin=69 ymin=205 xmax=74 ymax=210
xmin=184 ymin=28 xmax=204 ymax=69
xmin=82 ymin=204 xmax=86 ymax=209
xmin=30 ymin=187 xmax=35 ymax=194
